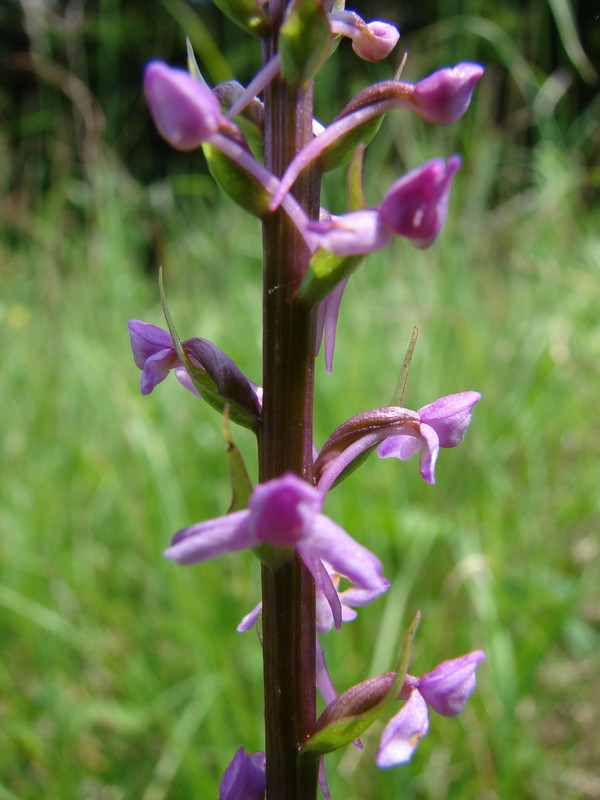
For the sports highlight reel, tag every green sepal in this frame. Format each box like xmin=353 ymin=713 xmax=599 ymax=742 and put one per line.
xmin=186 ymin=37 xmax=210 ymax=87
xmin=279 ymin=0 xmax=331 ymax=87
xmin=210 ymin=0 xmax=270 ymax=37
xmin=159 ymin=269 xmax=260 ymax=432
xmin=318 ymin=115 xmax=383 ymax=173
xmin=202 ymin=143 xmax=271 ymax=217
xmin=301 ymin=612 xmax=421 ymax=756
xmin=222 ymin=409 xmax=253 ymax=512
xmin=298 ymin=249 xmax=365 ymax=307
xmin=389 ymin=326 xmax=418 ymax=406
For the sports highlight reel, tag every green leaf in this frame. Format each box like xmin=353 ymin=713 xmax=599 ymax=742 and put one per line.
xmin=279 ymin=0 xmax=331 ymax=87
xmin=389 ymin=327 xmax=418 ymax=406
xmin=185 ymin=37 xmax=210 ymax=87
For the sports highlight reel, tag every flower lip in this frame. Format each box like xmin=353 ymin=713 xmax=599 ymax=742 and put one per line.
xmin=144 ymin=60 xmax=223 ymax=150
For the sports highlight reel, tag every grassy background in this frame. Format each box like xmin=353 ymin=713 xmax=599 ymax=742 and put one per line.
xmin=1 ymin=0 xmax=599 ymax=798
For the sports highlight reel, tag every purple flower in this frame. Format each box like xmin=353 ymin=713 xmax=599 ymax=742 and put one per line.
xmin=379 ymin=156 xmax=461 ymax=249
xmin=307 ymin=156 xmax=460 ymax=257
xmin=376 ymin=651 xmax=485 ymax=767
xmin=238 ymin=561 xmax=385 ymax=636
xmin=219 ymin=747 xmax=266 ymax=800
xmin=143 ymin=61 xmax=315 ymax=244
xmin=165 ymin=472 xmax=390 ymax=630
xmin=412 ymin=63 xmax=485 ymax=124
xmin=128 ymin=319 xmax=193 ymax=396
xmin=144 ymin=60 xmax=223 ymax=150
xmin=269 ymin=63 xmax=483 ymax=211
xmin=377 ymin=391 xmax=481 ymax=483
xmin=128 ymin=320 xmax=263 ymax=427
xmin=315 ymin=391 xmax=481 ymax=492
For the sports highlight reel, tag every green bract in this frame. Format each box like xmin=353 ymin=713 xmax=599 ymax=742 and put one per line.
xmin=279 ymin=0 xmax=331 ymax=87
xmin=298 ymin=249 xmax=365 ymax=306
xmin=203 ymin=143 xmax=272 ymax=217
xmin=211 ymin=0 xmax=270 ymax=37
xmin=301 ymin=612 xmax=421 ymax=756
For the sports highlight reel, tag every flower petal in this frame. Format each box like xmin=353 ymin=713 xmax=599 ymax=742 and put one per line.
xmin=218 ymin=747 xmax=266 ymax=800
xmin=376 ymin=689 xmax=429 ymax=767
xmin=301 ymin=514 xmax=390 ymax=597
xmin=248 ymin=472 xmax=321 ymax=547
xmin=165 ymin=510 xmax=255 ymax=565
xmin=418 ymin=650 xmax=485 ymax=717
xmin=307 ymin=210 xmax=393 ymax=257
xmin=412 ymin=63 xmax=484 ymax=124
xmin=128 ymin=320 xmax=174 ymax=369
xmin=418 ymin=391 xmax=481 ymax=448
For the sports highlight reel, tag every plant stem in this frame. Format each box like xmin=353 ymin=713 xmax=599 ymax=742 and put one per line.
xmin=259 ymin=1 xmax=320 ymax=796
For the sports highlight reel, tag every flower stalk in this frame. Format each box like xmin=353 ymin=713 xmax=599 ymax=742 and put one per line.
xmin=258 ymin=2 xmax=321 ymax=796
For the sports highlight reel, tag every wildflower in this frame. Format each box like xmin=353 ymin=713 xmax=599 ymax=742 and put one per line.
xmin=144 ymin=60 xmax=223 ymax=150
xmin=377 ymin=651 xmax=485 ymax=767
xmin=144 ymin=60 xmax=313 ymax=239
xmin=377 ymin=391 xmax=481 ymax=483
xmin=315 ymin=391 xmax=481 ymax=492
xmin=412 ymin=63 xmax=485 ymax=124
xmin=307 ymin=156 xmax=460 ymax=257
xmin=128 ymin=319 xmax=262 ymax=429
xmin=165 ymin=472 xmax=390 ymax=630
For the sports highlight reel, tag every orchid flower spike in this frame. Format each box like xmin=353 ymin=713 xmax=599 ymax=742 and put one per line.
xmin=270 ymin=63 xmax=483 ymax=210
xmin=315 ymin=391 xmax=481 ymax=493
xmin=165 ymin=472 xmax=390 ymax=630
xmin=377 ymin=651 xmax=485 ymax=767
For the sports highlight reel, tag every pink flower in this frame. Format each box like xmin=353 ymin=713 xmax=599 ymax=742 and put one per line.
xmin=377 ymin=651 xmax=485 ymax=767
xmin=144 ymin=61 xmax=222 ymax=150
xmin=165 ymin=472 xmax=390 ymax=631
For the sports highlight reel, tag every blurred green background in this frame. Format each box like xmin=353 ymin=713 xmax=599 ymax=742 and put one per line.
xmin=1 ymin=0 xmax=599 ymax=798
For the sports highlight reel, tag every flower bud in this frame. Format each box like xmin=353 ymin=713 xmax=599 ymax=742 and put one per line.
xmin=144 ymin=61 xmax=222 ymax=151
xmin=412 ymin=62 xmax=484 ymax=124
xmin=351 ymin=20 xmax=400 ymax=61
